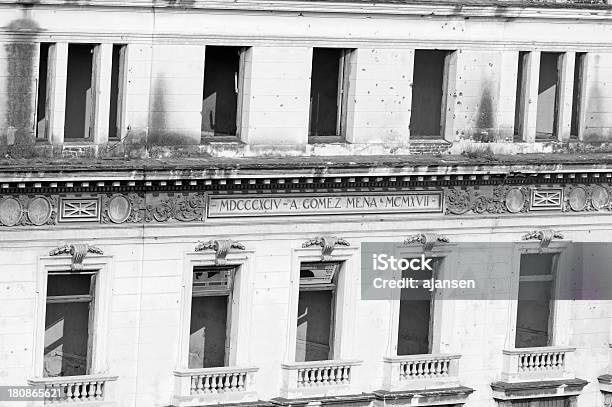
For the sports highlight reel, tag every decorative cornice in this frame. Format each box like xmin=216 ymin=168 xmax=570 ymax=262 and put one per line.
xmin=194 ymin=239 xmax=246 ymax=265
xmin=521 ymin=229 xmax=564 ymax=248
xmin=49 ymin=243 xmax=104 ymax=271
xmin=302 ymin=236 xmax=350 ymax=261
xmin=404 ymin=233 xmax=450 ymax=252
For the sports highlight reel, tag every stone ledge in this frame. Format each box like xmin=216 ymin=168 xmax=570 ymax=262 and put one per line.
xmin=491 ymin=378 xmax=589 ymax=401
xmin=270 ymin=393 xmax=375 ymax=407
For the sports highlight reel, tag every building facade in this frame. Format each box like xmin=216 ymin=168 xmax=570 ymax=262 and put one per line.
xmin=1 ymin=1 xmax=612 ymax=407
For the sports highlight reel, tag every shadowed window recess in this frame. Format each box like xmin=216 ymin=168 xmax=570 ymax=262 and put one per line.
xmin=36 ymin=43 xmax=52 ymax=140
xmin=397 ymin=257 xmax=441 ymax=355
xmin=515 ymin=253 xmax=557 ymax=348
xmin=570 ymin=52 xmax=587 ymax=140
xmin=308 ymin=48 xmax=352 ymax=142
xmin=295 ymin=262 xmax=341 ymax=362
xmin=410 ymin=50 xmax=454 ymax=139
xmin=108 ymin=44 xmax=127 ymax=140
xmin=535 ymin=52 xmax=562 ymax=140
xmin=44 ymin=271 xmax=96 ymax=377
xmin=201 ymin=46 xmax=246 ymax=139
xmin=64 ymin=44 xmax=96 ymax=140
xmin=189 ymin=266 xmax=236 ymax=368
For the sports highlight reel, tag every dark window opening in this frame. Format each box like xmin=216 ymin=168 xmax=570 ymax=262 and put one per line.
xmin=535 ymin=52 xmax=562 ymax=141
xmin=308 ymin=48 xmax=350 ymax=141
xmin=201 ymin=46 xmax=243 ymax=139
xmin=108 ymin=44 xmax=126 ymax=140
xmin=295 ymin=262 xmax=340 ymax=362
xmin=515 ymin=253 xmax=556 ymax=348
xmin=410 ymin=50 xmax=451 ymax=139
xmin=397 ymin=257 xmax=440 ymax=355
xmin=570 ymin=53 xmax=587 ymax=140
xmin=514 ymin=51 xmax=529 ymax=141
xmin=36 ymin=43 xmax=51 ymax=140
xmin=64 ymin=44 xmax=95 ymax=140
xmin=189 ymin=266 xmax=235 ymax=368
xmin=44 ymin=271 xmax=95 ymax=377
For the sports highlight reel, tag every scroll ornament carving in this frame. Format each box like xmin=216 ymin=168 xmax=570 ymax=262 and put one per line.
xmin=195 ymin=239 xmax=246 ymax=265
xmin=604 ymin=392 xmax=612 ymax=407
xmin=521 ymin=229 xmax=564 ymax=249
xmin=145 ymin=193 xmax=206 ymax=222
xmin=404 ymin=233 xmax=450 ymax=251
xmin=302 ymin=236 xmax=350 ymax=261
xmin=445 ymin=185 xmax=529 ymax=215
xmin=49 ymin=243 xmax=104 ymax=271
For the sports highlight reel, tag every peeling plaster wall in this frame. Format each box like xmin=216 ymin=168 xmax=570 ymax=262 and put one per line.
xmin=1 ymin=5 xmax=612 ymax=155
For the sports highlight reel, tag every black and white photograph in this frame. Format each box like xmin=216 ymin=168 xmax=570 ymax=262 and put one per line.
xmin=1 ymin=0 xmax=612 ymax=406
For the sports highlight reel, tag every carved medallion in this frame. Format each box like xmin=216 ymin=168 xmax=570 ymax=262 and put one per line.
xmin=107 ymin=195 xmax=131 ymax=224
xmin=505 ymin=188 xmax=525 ymax=213
xmin=27 ymin=197 xmax=52 ymax=226
xmin=568 ymin=187 xmax=588 ymax=212
xmin=590 ymin=186 xmax=610 ymax=210
xmin=0 ymin=197 xmax=23 ymax=226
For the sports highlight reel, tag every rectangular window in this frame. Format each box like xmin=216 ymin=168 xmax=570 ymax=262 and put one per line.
xmin=308 ymin=48 xmax=351 ymax=141
xmin=295 ymin=262 xmax=340 ymax=362
xmin=397 ymin=257 xmax=440 ymax=355
xmin=201 ymin=46 xmax=245 ymax=139
xmin=189 ymin=266 xmax=235 ymax=368
xmin=410 ymin=50 xmax=452 ymax=139
xmin=570 ymin=52 xmax=587 ymax=140
xmin=536 ymin=52 xmax=562 ymax=141
xmin=36 ymin=43 xmax=51 ymax=140
xmin=515 ymin=253 xmax=557 ymax=348
xmin=44 ymin=271 xmax=96 ymax=377
xmin=514 ymin=51 xmax=529 ymax=140
xmin=509 ymin=397 xmax=569 ymax=407
xmin=64 ymin=44 xmax=96 ymax=140
xmin=108 ymin=44 xmax=127 ymax=140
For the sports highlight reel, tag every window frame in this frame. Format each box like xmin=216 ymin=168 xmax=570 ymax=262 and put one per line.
xmin=507 ymin=241 xmax=572 ymax=349
xmin=296 ymin=261 xmax=341 ymax=361
xmin=189 ymin=265 xmax=236 ymax=367
xmin=307 ymin=47 xmax=354 ymax=143
xmin=200 ymin=45 xmax=248 ymax=142
xmin=387 ymin=243 xmax=457 ymax=357
xmin=178 ymin=249 xmax=254 ymax=369
xmin=32 ymin=254 xmax=113 ymax=378
xmin=285 ymin=245 xmax=358 ymax=363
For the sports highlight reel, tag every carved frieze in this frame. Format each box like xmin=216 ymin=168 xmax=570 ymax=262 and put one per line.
xmin=564 ymin=184 xmax=612 ymax=212
xmin=445 ymin=185 xmax=530 ymax=215
xmin=0 ymin=195 xmax=58 ymax=227
xmin=1 ymin=181 xmax=612 ymax=227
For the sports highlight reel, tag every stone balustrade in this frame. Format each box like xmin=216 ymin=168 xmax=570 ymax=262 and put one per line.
xmin=28 ymin=374 xmax=117 ymax=404
xmin=382 ymin=354 xmax=461 ymax=391
xmin=280 ymin=360 xmax=362 ymax=398
xmin=501 ymin=346 xmax=576 ymax=382
xmin=173 ymin=366 xmax=258 ymax=406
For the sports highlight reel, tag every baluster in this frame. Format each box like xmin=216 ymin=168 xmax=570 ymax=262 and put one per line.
xmin=203 ymin=375 xmax=211 ymax=393
xmin=238 ymin=373 xmax=245 ymax=390
xmin=309 ymin=369 xmax=316 ymax=386
xmin=322 ymin=368 xmax=329 ymax=384
xmin=66 ymin=383 xmax=74 ymax=400
xmin=315 ymin=368 xmax=322 ymax=384
xmin=417 ymin=361 xmax=424 ymax=377
xmin=343 ymin=366 xmax=349 ymax=383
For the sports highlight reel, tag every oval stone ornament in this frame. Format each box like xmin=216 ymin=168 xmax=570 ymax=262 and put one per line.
xmin=28 ymin=197 xmax=52 ymax=226
xmin=505 ymin=188 xmax=524 ymax=213
xmin=0 ymin=197 xmax=23 ymax=226
xmin=568 ymin=187 xmax=588 ymax=211
xmin=591 ymin=186 xmax=610 ymax=210
xmin=108 ymin=195 xmax=131 ymax=223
